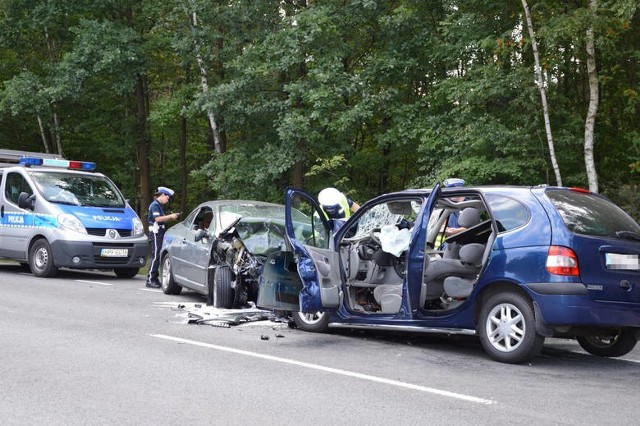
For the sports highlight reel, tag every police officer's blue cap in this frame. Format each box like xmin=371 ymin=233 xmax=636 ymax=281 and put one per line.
xmin=157 ymin=186 xmax=175 ymax=201
xmin=443 ymin=178 xmax=465 ymax=188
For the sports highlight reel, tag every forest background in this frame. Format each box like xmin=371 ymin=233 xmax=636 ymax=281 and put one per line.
xmin=1 ymin=0 xmax=638 ymax=221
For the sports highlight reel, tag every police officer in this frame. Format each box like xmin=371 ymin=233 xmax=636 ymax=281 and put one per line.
xmin=146 ymin=186 xmax=180 ymax=288
xmin=443 ymin=178 xmax=466 ymax=236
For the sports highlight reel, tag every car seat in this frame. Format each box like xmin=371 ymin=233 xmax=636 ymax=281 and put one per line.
xmin=373 ymin=284 xmax=403 ymax=313
xmin=420 ymin=207 xmax=483 ymax=306
xmin=442 ymin=243 xmax=485 ymax=299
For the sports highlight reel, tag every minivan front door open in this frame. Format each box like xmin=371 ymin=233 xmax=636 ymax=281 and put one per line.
xmin=285 ymin=188 xmax=340 ymax=313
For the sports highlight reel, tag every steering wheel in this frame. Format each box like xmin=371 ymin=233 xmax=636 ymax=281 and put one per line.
xmin=369 ymin=228 xmax=381 ymax=245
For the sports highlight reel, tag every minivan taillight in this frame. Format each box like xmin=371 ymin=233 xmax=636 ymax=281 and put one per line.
xmin=546 ymin=246 xmax=579 ymax=276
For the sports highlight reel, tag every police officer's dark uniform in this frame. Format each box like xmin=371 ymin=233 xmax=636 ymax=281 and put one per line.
xmin=146 ymin=186 xmax=179 ymax=288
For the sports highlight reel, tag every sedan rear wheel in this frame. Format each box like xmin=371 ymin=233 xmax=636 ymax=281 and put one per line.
xmin=577 ymin=328 xmax=637 ymax=357
xmin=291 ymin=311 xmax=329 ymax=332
xmin=477 ymin=291 xmax=544 ymax=364
xmin=161 ymin=256 xmax=182 ymax=295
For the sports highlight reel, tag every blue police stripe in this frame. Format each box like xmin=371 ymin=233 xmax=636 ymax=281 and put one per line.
xmin=0 ymin=211 xmax=57 ymax=228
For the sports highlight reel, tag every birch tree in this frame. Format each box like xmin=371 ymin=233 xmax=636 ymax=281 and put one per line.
xmin=521 ymin=0 xmax=562 ymax=186
xmin=186 ymin=4 xmax=225 ymax=154
xmin=584 ymin=0 xmax=599 ymax=193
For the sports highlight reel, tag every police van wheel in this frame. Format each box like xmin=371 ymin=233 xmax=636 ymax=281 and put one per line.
xmin=114 ymin=268 xmax=139 ymax=279
xmin=29 ymin=239 xmax=58 ymax=278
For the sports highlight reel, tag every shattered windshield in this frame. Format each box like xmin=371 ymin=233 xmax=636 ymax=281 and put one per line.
xmin=29 ymin=171 xmax=125 ymax=207
xmin=235 ymin=219 xmax=287 ymax=256
xmin=220 ymin=203 xmax=306 ymax=222
xmin=218 ymin=202 xmax=307 ymax=255
xmin=353 ymin=203 xmax=409 ymax=238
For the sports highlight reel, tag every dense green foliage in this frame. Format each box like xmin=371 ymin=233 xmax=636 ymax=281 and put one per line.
xmin=1 ymin=0 xmax=638 ymax=219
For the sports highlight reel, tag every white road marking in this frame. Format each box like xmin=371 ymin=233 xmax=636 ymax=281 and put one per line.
xmin=150 ymin=334 xmax=496 ymax=405
xmin=140 ymin=288 xmax=163 ymax=292
xmin=74 ymin=279 xmax=113 ymax=286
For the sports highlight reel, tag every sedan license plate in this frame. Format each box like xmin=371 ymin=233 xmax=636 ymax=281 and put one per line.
xmin=100 ymin=248 xmax=129 ymax=258
xmin=605 ymin=253 xmax=640 ymax=271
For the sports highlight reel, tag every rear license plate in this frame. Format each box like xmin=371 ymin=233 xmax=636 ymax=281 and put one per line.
xmin=101 ymin=248 xmax=129 ymax=257
xmin=605 ymin=253 xmax=639 ymax=271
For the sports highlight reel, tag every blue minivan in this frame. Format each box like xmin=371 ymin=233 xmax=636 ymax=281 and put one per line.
xmin=258 ymin=185 xmax=640 ymax=363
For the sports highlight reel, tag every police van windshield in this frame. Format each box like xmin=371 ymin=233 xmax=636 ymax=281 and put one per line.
xmin=30 ymin=171 xmax=126 ymax=208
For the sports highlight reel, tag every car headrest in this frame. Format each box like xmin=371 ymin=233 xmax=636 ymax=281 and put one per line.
xmin=458 ymin=208 xmax=481 ymax=228
xmin=442 ymin=242 xmax=460 ymax=259
xmin=459 ymin=243 xmax=485 ymax=266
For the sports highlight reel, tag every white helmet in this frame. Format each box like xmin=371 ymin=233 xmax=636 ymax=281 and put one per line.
xmin=318 ymin=187 xmax=347 ymax=219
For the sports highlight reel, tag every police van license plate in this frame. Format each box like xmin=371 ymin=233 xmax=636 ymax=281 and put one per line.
xmin=101 ymin=248 xmax=129 ymax=257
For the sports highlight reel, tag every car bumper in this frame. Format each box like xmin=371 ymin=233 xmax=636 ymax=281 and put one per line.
xmin=50 ymin=239 xmax=148 ymax=269
xmin=527 ymin=283 xmax=640 ymax=327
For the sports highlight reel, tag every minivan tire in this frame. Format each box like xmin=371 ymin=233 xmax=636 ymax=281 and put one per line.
xmin=477 ymin=291 xmax=544 ymax=364
xmin=291 ymin=311 xmax=330 ymax=332
xmin=29 ymin=238 xmax=58 ymax=278
xmin=576 ymin=328 xmax=637 ymax=357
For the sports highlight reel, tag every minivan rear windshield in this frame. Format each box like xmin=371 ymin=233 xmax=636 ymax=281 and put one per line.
xmin=546 ymin=189 xmax=640 ymax=240
xmin=30 ymin=171 xmax=125 ymax=208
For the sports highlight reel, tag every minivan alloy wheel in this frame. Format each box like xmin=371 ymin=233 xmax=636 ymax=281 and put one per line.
xmin=486 ymin=303 xmax=526 ymax=351
xmin=292 ymin=311 xmax=329 ymax=332
xmin=478 ymin=291 xmax=544 ymax=364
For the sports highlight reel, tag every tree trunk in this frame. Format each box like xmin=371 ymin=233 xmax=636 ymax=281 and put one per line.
xmin=584 ymin=0 xmax=599 ymax=193
xmin=36 ymin=114 xmax=50 ymax=153
xmin=179 ymin=115 xmax=188 ymax=213
xmin=44 ymin=25 xmax=64 ymax=158
xmin=135 ymin=75 xmax=151 ymax=223
xmin=521 ymin=0 xmax=563 ymax=186
xmin=52 ymin=109 xmax=63 ymax=157
xmin=188 ymin=8 xmax=224 ymax=154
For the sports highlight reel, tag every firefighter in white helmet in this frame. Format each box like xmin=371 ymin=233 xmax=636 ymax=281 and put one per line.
xmin=318 ymin=187 xmax=360 ymax=231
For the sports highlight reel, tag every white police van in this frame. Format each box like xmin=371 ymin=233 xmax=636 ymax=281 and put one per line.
xmin=0 ymin=149 xmax=148 ymax=278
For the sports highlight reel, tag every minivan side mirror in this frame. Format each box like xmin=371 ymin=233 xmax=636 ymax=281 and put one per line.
xmin=18 ymin=192 xmax=36 ymax=211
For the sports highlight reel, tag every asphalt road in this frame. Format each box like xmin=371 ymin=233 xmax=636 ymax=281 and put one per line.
xmin=1 ymin=263 xmax=639 ymax=426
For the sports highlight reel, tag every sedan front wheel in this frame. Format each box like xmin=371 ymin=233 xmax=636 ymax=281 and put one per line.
xmin=207 ymin=266 xmax=233 ymax=308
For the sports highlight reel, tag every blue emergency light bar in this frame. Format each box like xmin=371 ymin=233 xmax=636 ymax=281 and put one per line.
xmin=19 ymin=156 xmax=97 ymax=171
